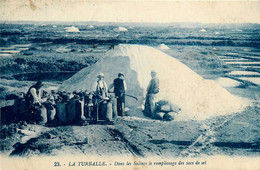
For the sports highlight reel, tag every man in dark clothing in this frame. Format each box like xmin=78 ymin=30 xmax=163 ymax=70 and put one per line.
xmin=109 ymin=72 xmax=127 ymax=116
xmin=144 ymin=70 xmax=159 ymax=117
xmin=25 ymin=81 xmax=44 ymax=122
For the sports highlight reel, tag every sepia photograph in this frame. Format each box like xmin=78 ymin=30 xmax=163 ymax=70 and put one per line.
xmin=0 ymin=0 xmax=260 ymax=169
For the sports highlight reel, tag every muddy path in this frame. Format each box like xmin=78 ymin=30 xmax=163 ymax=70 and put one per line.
xmin=5 ymin=117 xmax=200 ymax=158
xmin=3 ymin=105 xmax=260 ymax=158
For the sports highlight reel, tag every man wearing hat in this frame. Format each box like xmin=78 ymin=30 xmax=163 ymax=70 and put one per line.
xmin=92 ymin=73 xmax=109 ymax=121
xmin=25 ymin=81 xmax=45 ymax=121
xmin=144 ymin=70 xmax=159 ymax=117
xmin=94 ymin=73 xmax=109 ymax=99
xmin=109 ymin=72 xmax=127 ymax=116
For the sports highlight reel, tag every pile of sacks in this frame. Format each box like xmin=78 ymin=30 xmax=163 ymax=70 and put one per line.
xmin=152 ymin=100 xmax=181 ymax=121
xmin=11 ymin=90 xmax=116 ymax=126
xmin=50 ymin=91 xmax=89 ymax=126
xmin=12 ymin=91 xmax=90 ymax=126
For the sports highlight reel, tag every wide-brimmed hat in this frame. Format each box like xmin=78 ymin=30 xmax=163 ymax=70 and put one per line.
xmin=97 ymin=73 xmax=104 ymax=78
xmin=118 ymin=72 xmax=124 ymax=77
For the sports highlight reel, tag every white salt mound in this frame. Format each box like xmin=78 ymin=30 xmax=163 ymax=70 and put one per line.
xmin=113 ymin=26 xmax=128 ymax=32
xmin=87 ymin=25 xmax=94 ymax=29
xmin=60 ymin=44 xmax=248 ymax=120
xmin=158 ymin=44 xmax=170 ymax=50
xmin=199 ymin=28 xmax=207 ymax=32
xmin=65 ymin=26 xmax=80 ymax=32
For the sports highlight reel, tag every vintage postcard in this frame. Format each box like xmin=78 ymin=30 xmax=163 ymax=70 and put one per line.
xmin=0 ymin=0 xmax=260 ymax=169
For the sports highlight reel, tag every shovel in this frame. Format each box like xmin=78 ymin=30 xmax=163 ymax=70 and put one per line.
xmin=108 ymin=91 xmax=138 ymax=101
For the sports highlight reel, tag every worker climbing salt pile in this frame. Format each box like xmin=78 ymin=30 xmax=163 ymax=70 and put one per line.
xmin=60 ymin=44 xmax=248 ymax=120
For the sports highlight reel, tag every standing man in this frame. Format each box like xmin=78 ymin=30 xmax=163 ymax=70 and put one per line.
xmin=144 ymin=70 xmax=159 ymax=117
xmin=93 ymin=73 xmax=109 ymax=121
xmin=109 ymin=72 xmax=127 ymax=116
xmin=94 ymin=73 xmax=109 ymax=100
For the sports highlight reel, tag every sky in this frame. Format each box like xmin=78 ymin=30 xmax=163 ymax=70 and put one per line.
xmin=1 ymin=0 xmax=260 ymax=23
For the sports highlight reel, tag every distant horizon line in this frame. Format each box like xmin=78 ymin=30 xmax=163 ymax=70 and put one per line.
xmin=1 ymin=20 xmax=260 ymax=25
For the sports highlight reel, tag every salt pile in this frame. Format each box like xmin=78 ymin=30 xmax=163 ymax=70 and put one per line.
xmin=113 ymin=26 xmax=128 ymax=32
xmin=87 ymin=25 xmax=94 ymax=29
xmin=60 ymin=44 xmax=248 ymax=120
xmin=64 ymin=26 xmax=80 ymax=32
xmin=233 ymin=29 xmax=243 ymax=32
xmin=158 ymin=44 xmax=170 ymax=50
xmin=199 ymin=28 xmax=207 ymax=32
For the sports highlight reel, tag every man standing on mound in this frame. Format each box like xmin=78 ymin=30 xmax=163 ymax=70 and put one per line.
xmin=144 ymin=70 xmax=159 ymax=117
xmin=109 ymin=72 xmax=127 ymax=116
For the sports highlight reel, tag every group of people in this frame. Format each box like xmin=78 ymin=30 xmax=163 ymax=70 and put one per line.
xmin=23 ymin=70 xmax=159 ymax=124
xmin=92 ymin=70 xmax=160 ymax=117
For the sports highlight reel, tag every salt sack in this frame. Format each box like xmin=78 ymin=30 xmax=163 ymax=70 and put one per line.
xmin=48 ymin=106 xmax=56 ymax=122
xmin=14 ymin=98 xmax=26 ymax=121
xmin=105 ymin=101 xmax=113 ymax=121
xmin=35 ymin=105 xmax=47 ymax=125
xmin=56 ymin=101 xmax=67 ymax=124
xmin=156 ymin=100 xmax=181 ymax=113
xmin=43 ymin=102 xmax=56 ymax=122
xmin=75 ymin=98 xmax=86 ymax=121
xmin=163 ymin=112 xmax=178 ymax=121
xmin=160 ymin=104 xmax=171 ymax=112
xmin=153 ymin=112 xmax=165 ymax=120
xmin=67 ymin=99 xmax=76 ymax=123
xmin=111 ymin=96 xmax=118 ymax=118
